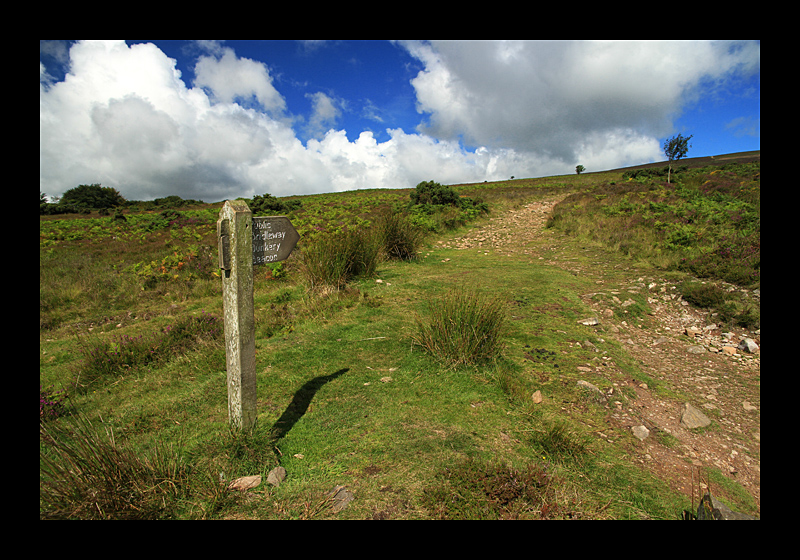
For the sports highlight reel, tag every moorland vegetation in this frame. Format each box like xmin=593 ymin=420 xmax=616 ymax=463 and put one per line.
xmin=40 ymin=158 xmax=759 ymax=519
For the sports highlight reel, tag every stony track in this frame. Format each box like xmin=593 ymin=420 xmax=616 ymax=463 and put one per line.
xmin=446 ymin=195 xmax=761 ymax=514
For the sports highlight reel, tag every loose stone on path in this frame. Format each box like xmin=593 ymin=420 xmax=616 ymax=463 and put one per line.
xmin=267 ymin=466 xmax=287 ymax=487
xmin=680 ymin=402 xmax=712 ymax=429
xmin=632 ymin=425 xmax=650 ymax=440
xmin=228 ymin=474 xmax=262 ymax=491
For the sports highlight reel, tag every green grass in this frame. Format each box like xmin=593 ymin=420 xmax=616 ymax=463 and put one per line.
xmin=40 ymin=158 xmax=759 ymax=519
xmin=71 ymin=310 xmax=223 ymax=392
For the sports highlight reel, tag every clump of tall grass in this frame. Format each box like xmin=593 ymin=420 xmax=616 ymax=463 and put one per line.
xmin=679 ymin=281 xmax=760 ymax=329
xmin=527 ymin=419 xmax=593 ymax=466
xmin=413 ymin=287 xmax=507 ymax=367
xmin=40 ymin=411 xmax=191 ymax=519
xmin=297 ymin=228 xmax=381 ymax=291
xmin=374 ymin=210 xmax=425 ymax=261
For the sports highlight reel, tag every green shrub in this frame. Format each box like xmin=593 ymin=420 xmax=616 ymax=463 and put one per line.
xmin=404 ymin=180 xmax=489 ymax=234
xmin=413 ymin=287 xmax=507 ymax=367
xmin=250 ymin=193 xmax=302 ymax=215
xmin=267 ymin=261 xmax=287 ymax=279
xmin=59 ymin=183 xmax=125 ymax=210
xmin=410 ymin=180 xmax=461 ymax=206
xmin=460 ymin=195 xmax=489 ymax=217
xmin=409 ymin=180 xmax=488 ymax=215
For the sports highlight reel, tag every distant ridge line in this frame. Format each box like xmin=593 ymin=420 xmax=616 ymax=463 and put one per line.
xmin=599 ymin=150 xmax=760 ymax=174
xmin=450 ymin=151 xmax=759 ymax=188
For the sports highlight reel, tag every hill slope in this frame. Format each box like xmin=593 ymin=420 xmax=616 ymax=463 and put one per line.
xmin=40 ymin=155 xmax=759 ymax=519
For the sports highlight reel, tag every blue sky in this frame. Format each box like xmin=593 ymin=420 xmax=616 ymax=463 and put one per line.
xmin=40 ymin=40 xmax=759 ymax=202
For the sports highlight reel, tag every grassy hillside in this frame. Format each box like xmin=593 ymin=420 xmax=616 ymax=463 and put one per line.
xmin=40 ymin=154 xmax=759 ymax=519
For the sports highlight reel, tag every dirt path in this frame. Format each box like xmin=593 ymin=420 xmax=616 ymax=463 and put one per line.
xmin=450 ymin=194 xmax=761 ymax=515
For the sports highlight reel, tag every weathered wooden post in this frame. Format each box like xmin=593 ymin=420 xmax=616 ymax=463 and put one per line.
xmin=218 ymin=201 xmax=300 ymax=432
xmin=218 ymin=200 xmax=257 ymax=431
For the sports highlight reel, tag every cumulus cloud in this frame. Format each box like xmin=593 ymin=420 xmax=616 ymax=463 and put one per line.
xmin=39 ymin=40 xmax=505 ymax=202
xmin=401 ymin=39 xmax=759 ymax=167
xmin=41 ymin=41 xmax=223 ymax=201
xmin=194 ymin=46 xmax=286 ymax=113
xmin=40 ymin=40 xmax=759 ymax=202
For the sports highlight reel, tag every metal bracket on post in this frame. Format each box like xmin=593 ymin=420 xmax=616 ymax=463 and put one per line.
xmin=217 ymin=218 xmax=231 ymax=275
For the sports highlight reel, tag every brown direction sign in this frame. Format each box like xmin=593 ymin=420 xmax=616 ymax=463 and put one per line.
xmin=251 ymin=216 xmax=300 ymax=265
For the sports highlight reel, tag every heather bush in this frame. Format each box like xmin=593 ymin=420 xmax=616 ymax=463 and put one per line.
xmin=74 ymin=311 xmax=222 ymax=391
xmin=547 ymin=163 xmax=759 ymax=288
xmin=421 ymin=457 xmax=572 ymax=519
xmin=679 ymin=282 xmax=726 ymax=308
xmin=40 ymin=384 xmax=67 ymax=421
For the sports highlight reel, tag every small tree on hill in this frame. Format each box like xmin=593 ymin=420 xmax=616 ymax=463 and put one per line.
xmin=250 ymin=192 xmax=302 ymax=216
xmin=663 ymin=133 xmax=693 ymax=184
xmin=575 ymin=165 xmax=585 ymax=175
xmin=409 ymin=180 xmax=460 ymax=206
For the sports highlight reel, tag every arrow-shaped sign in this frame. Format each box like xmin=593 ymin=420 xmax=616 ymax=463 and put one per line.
xmin=251 ymin=216 xmax=300 ymax=265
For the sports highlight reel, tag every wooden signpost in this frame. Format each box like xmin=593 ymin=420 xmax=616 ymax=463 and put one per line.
xmin=217 ymin=200 xmax=299 ymax=431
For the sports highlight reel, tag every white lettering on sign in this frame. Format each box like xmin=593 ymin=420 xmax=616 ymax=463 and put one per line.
xmin=253 ymin=220 xmax=281 ymax=231
xmin=251 ymin=216 xmax=299 ymax=265
xmin=253 ymin=230 xmax=286 ymax=241
xmin=253 ymin=243 xmax=282 ymax=264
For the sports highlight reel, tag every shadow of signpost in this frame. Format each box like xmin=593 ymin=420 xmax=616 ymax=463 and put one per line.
xmin=269 ymin=368 xmax=349 ymax=442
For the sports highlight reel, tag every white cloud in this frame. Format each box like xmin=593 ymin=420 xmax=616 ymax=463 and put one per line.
xmin=39 ymin=40 xmax=508 ymax=202
xmin=193 ymin=46 xmax=286 ymax=113
xmin=40 ymin=40 xmax=758 ymax=203
xmin=401 ymin=40 xmax=759 ymax=167
xmin=360 ymin=99 xmax=384 ymax=123
xmin=725 ymin=116 xmax=760 ymax=138
xmin=40 ymin=40 xmax=221 ymax=201
xmin=573 ymin=129 xmax=663 ymax=173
